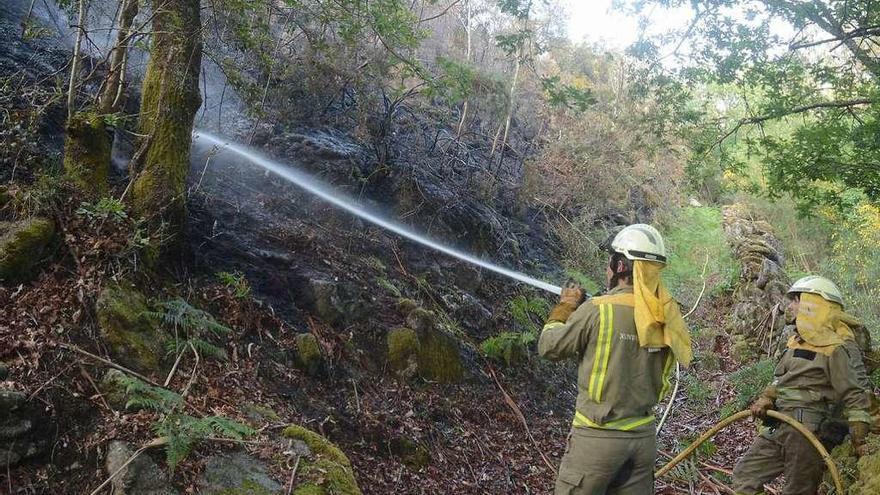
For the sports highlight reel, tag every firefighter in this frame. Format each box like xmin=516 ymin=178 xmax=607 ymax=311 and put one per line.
xmin=732 ymin=276 xmax=872 ymax=495
xmin=539 ymin=224 xmax=692 ymax=494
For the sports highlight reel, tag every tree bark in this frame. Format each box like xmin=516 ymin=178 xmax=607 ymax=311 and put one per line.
xmin=98 ymin=0 xmax=139 ymax=115
xmin=456 ymin=0 xmax=471 ymax=137
xmin=131 ymin=0 xmax=203 ymax=237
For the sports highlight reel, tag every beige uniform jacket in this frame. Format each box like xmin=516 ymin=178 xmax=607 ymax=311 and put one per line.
xmin=538 ymin=286 xmax=675 ymax=437
xmin=773 ymin=336 xmax=872 ymax=425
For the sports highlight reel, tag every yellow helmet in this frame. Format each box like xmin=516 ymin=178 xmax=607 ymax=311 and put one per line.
xmin=788 ymin=275 xmax=844 ymax=306
xmin=610 ymin=224 xmax=667 ymax=263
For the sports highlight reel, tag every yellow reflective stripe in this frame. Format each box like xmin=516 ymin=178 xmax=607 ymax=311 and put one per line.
xmin=594 ymin=304 xmax=613 ymax=401
xmin=588 ymin=304 xmax=609 ymax=401
xmin=573 ymin=410 xmax=655 ymax=431
xmin=658 ymin=352 xmax=675 ymax=400
xmin=542 ymin=321 xmax=565 ymax=332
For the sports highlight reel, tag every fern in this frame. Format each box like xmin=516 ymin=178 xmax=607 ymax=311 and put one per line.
xmin=481 ymin=331 xmax=536 ymax=366
xmin=144 ymin=298 xmax=231 ymax=361
xmin=153 ymin=413 xmax=255 ymax=471
xmin=508 ymin=295 xmax=550 ymax=329
xmin=112 ymin=374 xmax=183 ymax=412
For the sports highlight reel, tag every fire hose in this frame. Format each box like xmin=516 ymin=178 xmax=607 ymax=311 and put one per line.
xmin=655 ymin=409 xmax=844 ymax=493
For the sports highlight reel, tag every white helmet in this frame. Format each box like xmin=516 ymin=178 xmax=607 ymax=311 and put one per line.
xmin=610 ymin=224 xmax=667 ymax=263
xmin=788 ymin=275 xmax=844 ymax=306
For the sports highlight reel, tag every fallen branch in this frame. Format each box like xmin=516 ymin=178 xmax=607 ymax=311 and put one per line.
xmin=60 ymin=343 xmax=163 ymax=388
xmin=488 ymin=366 xmax=556 ymax=473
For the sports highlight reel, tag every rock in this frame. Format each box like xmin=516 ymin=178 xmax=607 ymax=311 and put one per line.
xmin=396 ymin=298 xmax=418 ymax=318
xmin=415 ymin=325 xmax=464 ymax=384
xmin=308 ymin=279 xmax=343 ymax=324
xmin=281 ymin=424 xmax=362 ymax=495
xmin=0 ymin=217 xmax=55 ymax=282
xmin=299 ymin=278 xmax=369 ymax=326
xmin=105 ymin=440 xmax=177 ymax=495
xmin=386 ymin=328 xmax=419 ymax=379
xmin=197 ymin=452 xmax=282 ymax=495
xmin=722 ymin=204 xmax=790 ymax=340
xmin=294 ymin=333 xmax=324 ymax=376
xmin=450 ymin=293 xmax=492 ymax=331
xmin=242 ymin=403 xmax=281 ymax=424
xmin=405 ymin=308 xmax=436 ymax=333
xmin=731 ymin=335 xmax=755 ymax=364
xmin=0 ymin=362 xmax=7 ymax=381
xmin=96 ymin=284 xmax=166 ymax=373
xmin=99 ymin=369 xmax=130 ymax=410
xmin=452 ymin=263 xmax=482 ymax=292
xmin=389 ymin=437 xmax=431 ymax=471
xmin=0 ymin=389 xmax=49 ymax=466
xmin=398 ymin=307 xmax=464 ymax=383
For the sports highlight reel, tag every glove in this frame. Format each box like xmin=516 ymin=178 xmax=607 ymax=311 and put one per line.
xmin=750 ymin=396 xmax=775 ymax=419
xmin=546 ymin=281 xmax=585 ymax=324
xmin=850 ymin=421 xmax=870 ymax=457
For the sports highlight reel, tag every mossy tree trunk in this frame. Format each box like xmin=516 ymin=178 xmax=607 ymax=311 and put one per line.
xmin=131 ymin=0 xmax=202 ymax=238
xmin=62 ymin=0 xmax=111 ymax=196
xmin=63 ymin=0 xmax=139 ymax=196
xmin=63 ymin=112 xmax=111 ymax=195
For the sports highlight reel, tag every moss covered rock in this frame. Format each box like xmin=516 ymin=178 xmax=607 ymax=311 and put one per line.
xmin=396 ymin=298 xmax=418 ymax=318
xmin=294 ymin=333 xmax=324 ymax=376
xmin=99 ymin=369 xmax=130 ymax=410
xmin=387 ymin=327 xmax=419 ymax=378
xmin=281 ymin=425 xmax=361 ymax=495
xmin=96 ymin=284 xmax=166 ymax=373
xmin=63 ymin=112 xmax=110 ymax=195
xmin=389 ymin=437 xmax=431 ymax=471
xmin=198 ymin=452 xmax=281 ymax=495
xmin=405 ymin=307 xmax=436 ymax=333
xmin=0 ymin=217 xmax=55 ymax=282
xmin=416 ymin=326 xmax=464 ymax=383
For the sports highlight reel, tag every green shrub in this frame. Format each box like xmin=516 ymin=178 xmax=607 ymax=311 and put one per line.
xmin=481 ymin=331 xmax=535 ymax=366
xmin=145 ymin=298 xmax=232 ymax=361
xmin=216 ymin=270 xmax=252 ymax=299
xmin=563 ymin=269 xmax=602 ymax=295
xmin=728 ymin=358 xmax=775 ymax=410
xmin=658 ymin=206 xmax=738 ymax=305
xmin=683 ymin=374 xmax=713 ymax=405
xmin=75 ymin=197 xmax=128 ymax=224
xmin=508 ymin=295 xmax=550 ymax=330
xmin=111 ymin=374 xmax=254 ymax=471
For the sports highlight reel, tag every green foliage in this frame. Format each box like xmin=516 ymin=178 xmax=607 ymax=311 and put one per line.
xmin=13 ymin=173 xmax=67 ymax=217
xmin=625 ymin=0 xmax=880 ymax=210
xmin=728 ymin=358 xmax=775 ymax=410
xmin=540 ymin=75 xmax=596 ymax=112
xmin=154 ymin=413 xmax=255 ymax=471
xmin=480 ymin=331 xmax=535 ymax=366
xmin=76 ymin=197 xmax=128 ymax=224
xmin=682 ymin=373 xmax=712 ymax=406
xmin=508 ymin=295 xmax=550 ymax=330
xmin=659 ymin=206 xmax=738 ymax=305
xmin=375 ymin=277 xmax=402 ymax=297
xmin=563 ymin=270 xmax=602 ymax=296
xmin=110 ymin=373 xmax=183 ymax=412
xmin=433 ymin=57 xmax=476 ymax=104
xmin=110 ymin=375 xmax=254 ymax=471
xmin=145 ymin=298 xmax=231 ymax=360
xmin=216 ymin=270 xmax=252 ymax=299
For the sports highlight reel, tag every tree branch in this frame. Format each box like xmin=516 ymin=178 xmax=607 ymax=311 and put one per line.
xmin=712 ymin=98 xmax=876 ymax=148
xmin=789 ymin=25 xmax=880 ymax=50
